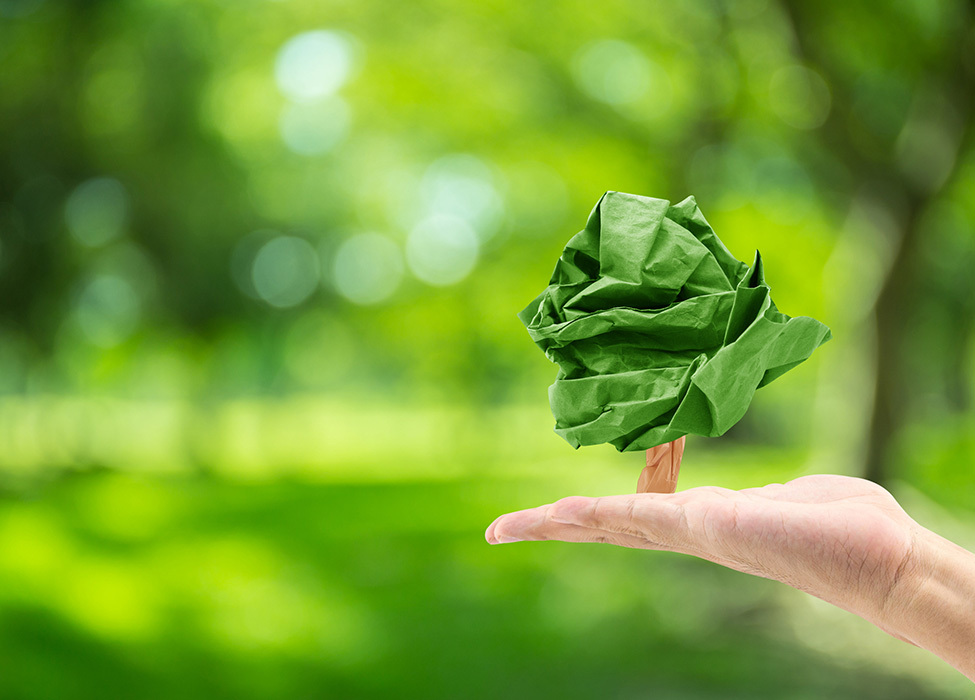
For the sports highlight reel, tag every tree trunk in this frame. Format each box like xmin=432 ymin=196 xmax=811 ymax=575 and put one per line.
xmin=780 ymin=0 xmax=975 ymax=486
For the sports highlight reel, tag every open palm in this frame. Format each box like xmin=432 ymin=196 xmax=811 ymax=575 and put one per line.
xmin=486 ymin=475 xmax=923 ymax=637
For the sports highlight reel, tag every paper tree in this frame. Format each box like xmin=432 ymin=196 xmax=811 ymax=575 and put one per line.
xmin=518 ymin=191 xmax=831 ymax=492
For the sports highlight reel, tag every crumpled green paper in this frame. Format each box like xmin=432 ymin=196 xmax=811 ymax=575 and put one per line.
xmin=518 ymin=191 xmax=832 ymax=452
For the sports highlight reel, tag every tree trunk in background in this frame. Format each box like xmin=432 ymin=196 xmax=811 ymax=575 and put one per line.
xmin=863 ymin=202 xmax=923 ymax=484
xmin=945 ymin=315 xmax=974 ymax=414
xmin=781 ymin=0 xmax=975 ymax=486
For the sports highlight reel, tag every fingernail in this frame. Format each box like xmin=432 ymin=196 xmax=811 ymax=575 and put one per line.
xmin=496 ymin=535 xmax=522 ymax=544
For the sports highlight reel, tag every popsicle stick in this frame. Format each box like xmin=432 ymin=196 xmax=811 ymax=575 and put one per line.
xmin=637 ymin=436 xmax=685 ymax=494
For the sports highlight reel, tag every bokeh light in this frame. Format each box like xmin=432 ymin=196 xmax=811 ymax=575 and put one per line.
xmin=768 ymin=64 xmax=832 ymax=130
xmin=231 ymin=230 xmax=275 ymax=300
xmin=80 ymin=49 xmax=143 ymax=140
xmin=406 ymin=214 xmax=479 ymax=287
xmin=274 ymin=30 xmax=356 ymax=103
xmin=64 ymin=178 xmax=128 ymax=247
xmin=419 ymin=154 xmax=504 ymax=241
xmin=332 ymin=233 xmax=403 ymax=305
xmin=896 ymin=113 xmax=958 ymax=192
xmin=73 ymin=274 xmax=140 ymax=347
xmin=687 ymin=143 xmax=752 ymax=209
xmin=95 ymin=242 xmax=157 ymax=300
xmin=250 ymin=236 xmax=321 ymax=308
xmin=3 ymin=4 xmax=975 ymax=698
xmin=278 ymin=97 xmax=351 ymax=156
xmin=572 ymin=39 xmax=657 ymax=107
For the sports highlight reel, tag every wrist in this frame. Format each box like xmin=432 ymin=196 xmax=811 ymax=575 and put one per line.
xmin=884 ymin=527 xmax=975 ymax=680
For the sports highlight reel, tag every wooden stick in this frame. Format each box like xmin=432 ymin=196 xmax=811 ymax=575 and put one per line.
xmin=637 ymin=436 xmax=685 ymax=494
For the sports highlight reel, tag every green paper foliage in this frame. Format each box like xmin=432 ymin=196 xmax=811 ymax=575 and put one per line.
xmin=519 ymin=191 xmax=832 ymax=452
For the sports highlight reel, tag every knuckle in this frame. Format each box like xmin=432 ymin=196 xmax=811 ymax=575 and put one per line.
xmin=586 ymin=497 xmax=604 ymax=523
xmin=667 ymin=502 xmax=693 ymax=546
xmin=623 ymin=497 xmax=638 ymax=522
xmin=549 ymin=496 xmax=588 ymax=522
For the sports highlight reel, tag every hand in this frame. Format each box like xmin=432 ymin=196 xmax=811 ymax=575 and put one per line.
xmin=486 ymin=475 xmax=923 ymax=640
xmin=488 ymin=474 xmax=975 ymax=680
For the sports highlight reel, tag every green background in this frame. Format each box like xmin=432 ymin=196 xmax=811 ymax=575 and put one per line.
xmin=1 ymin=0 xmax=974 ymax=697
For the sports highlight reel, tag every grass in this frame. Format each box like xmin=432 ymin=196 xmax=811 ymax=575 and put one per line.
xmin=0 ymin=455 xmax=969 ymax=699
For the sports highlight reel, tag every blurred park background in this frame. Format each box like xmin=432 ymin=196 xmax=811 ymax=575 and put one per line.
xmin=1 ymin=0 xmax=975 ymax=697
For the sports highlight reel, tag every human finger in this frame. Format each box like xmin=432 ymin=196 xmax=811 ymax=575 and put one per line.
xmin=545 ymin=494 xmax=692 ymax=548
xmin=486 ymin=500 xmax=740 ymax=572
xmin=486 ymin=504 xmax=658 ymax=548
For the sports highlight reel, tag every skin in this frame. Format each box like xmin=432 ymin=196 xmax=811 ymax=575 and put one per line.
xmin=486 ymin=475 xmax=975 ymax=681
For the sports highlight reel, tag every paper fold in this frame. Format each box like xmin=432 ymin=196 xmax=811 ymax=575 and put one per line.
xmin=520 ymin=191 xmax=832 ymax=452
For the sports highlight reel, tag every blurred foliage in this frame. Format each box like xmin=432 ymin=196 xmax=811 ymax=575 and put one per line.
xmin=1 ymin=0 xmax=975 ymax=697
